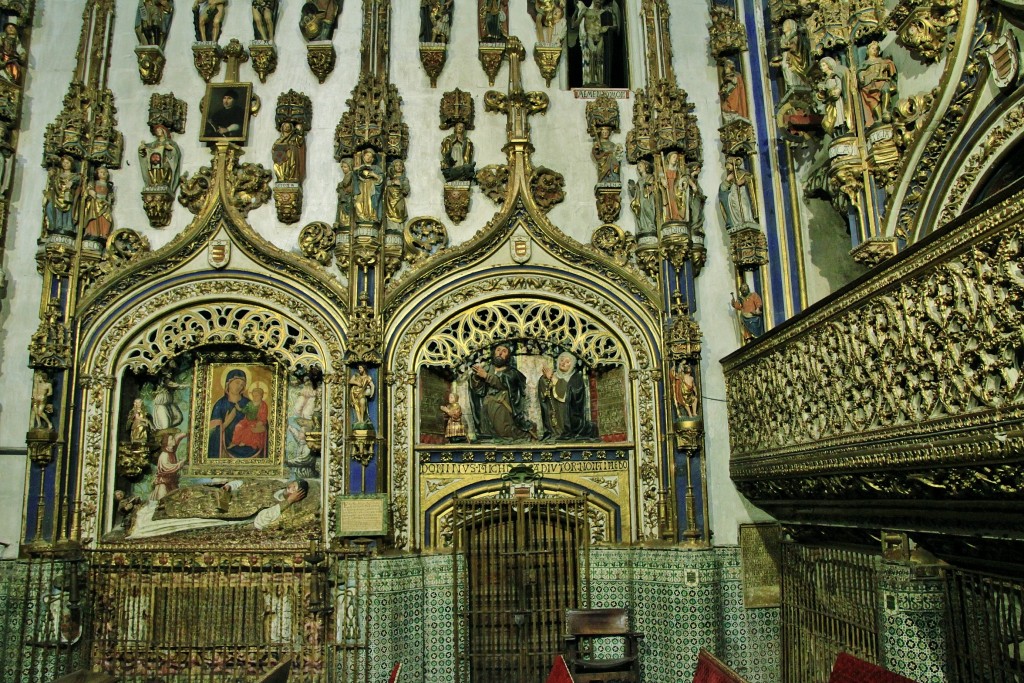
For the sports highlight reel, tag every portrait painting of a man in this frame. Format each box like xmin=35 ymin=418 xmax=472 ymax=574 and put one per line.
xmin=200 ymin=82 xmax=252 ymax=143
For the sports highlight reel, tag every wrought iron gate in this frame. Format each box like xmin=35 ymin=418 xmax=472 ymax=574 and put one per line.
xmin=453 ymin=497 xmax=590 ymax=683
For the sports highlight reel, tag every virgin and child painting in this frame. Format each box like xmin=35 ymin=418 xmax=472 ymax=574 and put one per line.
xmin=418 ymin=344 xmax=629 ymax=444
xmin=109 ymin=355 xmax=323 ymax=543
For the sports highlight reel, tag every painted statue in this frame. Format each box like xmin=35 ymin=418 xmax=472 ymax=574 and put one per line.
xmin=857 ymin=41 xmax=897 ymax=126
xmin=470 ymin=345 xmax=535 ymax=441
xmin=731 ymin=282 xmax=764 ymax=341
xmin=138 ymin=124 xmax=182 ymax=191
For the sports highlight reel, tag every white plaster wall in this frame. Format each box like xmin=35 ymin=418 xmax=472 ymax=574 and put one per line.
xmin=0 ymin=0 xmax=775 ymax=549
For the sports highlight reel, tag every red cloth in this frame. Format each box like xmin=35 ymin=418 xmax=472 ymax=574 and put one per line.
xmin=547 ymin=656 xmax=575 ymax=683
xmin=693 ymin=649 xmax=748 ymax=683
xmin=829 ymin=653 xmax=918 ymax=683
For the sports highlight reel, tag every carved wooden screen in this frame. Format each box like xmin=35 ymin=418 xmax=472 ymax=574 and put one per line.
xmin=453 ymin=497 xmax=589 ymax=683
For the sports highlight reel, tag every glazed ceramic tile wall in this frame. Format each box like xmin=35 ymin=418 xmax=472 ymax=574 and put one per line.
xmin=879 ymin=563 xmax=948 ymax=683
xmin=367 ymin=555 xmax=427 ymax=681
xmin=719 ymin=547 xmax=781 ymax=683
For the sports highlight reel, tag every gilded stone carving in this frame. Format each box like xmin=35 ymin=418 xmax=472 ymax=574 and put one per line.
xmin=300 ymin=0 xmax=338 ymax=81
xmin=177 ymin=165 xmax=214 ymax=214
xmin=709 ymin=5 xmax=747 ymax=57
xmin=334 ymin=78 xmax=408 ymax=162
xmin=299 ymin=221 xmax=335 ymax=266
xmin=249 ymin=42 xmax=277 ymax=83
xmin=476 ymin=164 xmax=509 ymax=206
xmin=403 ymin=217 xmax=448 ymax=265
xmin=533 ymin=44 xmax=561 ymax=86
xmin=730 ymin=226 xmax=769 ymax=270
xmin=192 ymin=42 xmax=222 ymax=83
xmin=590 ymin=223 xmax=635 ymax=267
xmin=587 ymin=95 xmax=622 ymax=221
xmin=478 ymin=43 xmax=505 ymax=87
xmin=134 ymin=46 xmax=166 ymax=85
xmin=419 ymin=44 xmax=447 ymax=87
xmin=273 ymin=185 xmax=302 ymax=224
xmin=105 ymin=228 xmax=151 ymax=269
xmin=888 ymin=0 xmax=958 ymax=63
xmin=139 ymin=94 xmax=185 ymax=228
xmin=443 ymin=183 xmax=471 ymax=223
xmin=272 ymin=90 xmax=311 ymax=224
xmin=440 ymin=90 xmax=475 ymax=223
xmin=347 ymin=294 xmax=382 ymax=365
xmin=29 ymin=301 xmax=72 ymax=370
xmin=595 ymin=186 xmax=621 ymax=223
xmin=529 ymin=167 xmax=565 ymax=212
xmin=306 ymin=42 xmax=336 ymax=84
xmin=849 ymin=235 xmax=898 ymax=266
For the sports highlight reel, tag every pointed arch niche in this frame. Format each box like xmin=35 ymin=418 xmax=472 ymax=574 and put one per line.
xmin=71 ymin=204 xmax=348 ymax=549
xmin=384 ymin=216 xmax=664 ymax=551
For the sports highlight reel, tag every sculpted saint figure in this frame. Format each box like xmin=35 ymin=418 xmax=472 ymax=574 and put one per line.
xmin=0 ymin=23 xmax=25 ymax=85
xmin=336 ymin=157 xmax=355 ymax=228
xmin=718 ymin=156 xmax=758 ymax=232
xmin=731 ymin=282 xmax=764 ymax=342
xmin=776 ymin=19 xmax=808 ymax=89
xmin=591 ymin=125 xmax=621 ymax=183
xmin=31 ymin=372 xmax=53 ymax=430
xmin=538 ymin=352 xmax=598 ymax=440
xmin=139 ymin=124 xmax=182 ymax=191
xmin=816 ymin=57 xmax=852 ymax=135
xmin=857 ymin=41 xmax=897 ymax=126
xmin=383 ymin=159 xmax=410 ymax=230
xmin=353 ymin=149 xmax=384 ymax=223
xmin=300 ymin=0 xmax=340 ymax=41
xmin=251 ymin=0 xmax=278 ymax=41
xmin=349 ymin=365 xmax=375 ymax=427
xmin=135 ymin=0 xmax=173 ymax=48
xmin=470 ymin=345 xmax=535 ymax=440
xmin=193 ymin=0 xmax=228 ymax=42
xmin=272 ymin=122 xmax=306 ymax=183
xmin=439 ymin=393 xmax=468 ymax=443
xmin=441 ymin=122 xmax=476 ymax=182
xmin=629 ymin=159 xmax=658 ymax=242
xmin=43 ymin=156 xmax=81 ymax=236
xmin=83 ymin=166 xmax=115 ymax=242
xmin=571 ymin=0 xmax=620 ymax=86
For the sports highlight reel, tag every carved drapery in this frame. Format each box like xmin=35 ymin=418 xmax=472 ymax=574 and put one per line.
xmin=724 ymin=187 xmax=1024 ymax=533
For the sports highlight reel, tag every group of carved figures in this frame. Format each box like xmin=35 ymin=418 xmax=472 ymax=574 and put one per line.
xmin=628 ymin=152 xmax=706 ymax=240
xmin=42 ymin=156 xmax=117 ymax=242
xmin=438 ymin=346 xmax=598 ymax=443
xmin=135 ymin=0 xmax=341 ymax=46
xmin=334 ymin=149 xmax=409 ymax=229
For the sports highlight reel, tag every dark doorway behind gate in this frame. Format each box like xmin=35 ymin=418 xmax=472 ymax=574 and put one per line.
xmin=453 ymin=497 xmax=590 ymax=683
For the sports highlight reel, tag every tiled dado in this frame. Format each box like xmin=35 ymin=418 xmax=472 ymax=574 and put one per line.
xmin=590 ymin=546 xmax=781 ymax=683
xmin=879 ymin=563 xmax=948 ymax=683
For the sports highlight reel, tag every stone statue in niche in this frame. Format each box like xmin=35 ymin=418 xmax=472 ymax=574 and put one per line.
xmin=718 ymin=155 xmax=758 ymax=232
xmin=139 ymin=124 xmax=182 ymax=192
xmin=43 ymin=155 xmax=81 ymax=237
xmin=30 ymin=371 xmax=54 ymax=430
xmin=657 ymin=150 xmax=685 ymax=223
xmin=353 ymin=148 xmax=384 ymax=223
xmin=0 ymin=22 xmax=25 ymax=86
xmin=816 ymin=57 xmax=853 ymax=135
xmin=251 ymin=0 xmax=278 ymax=41
xmin=479 ymin=0 xmax=508 ymax=42
xmin=193 ymin=0 xmax=228 ymax=42
xmin=83 ymin=165 xmax=115 ymax=243
xmin=335 ymin=157 xmax=354 ymax=228
xmin=718 ymin=57 xmax=748 ymax=120
xmin=731 ymin=282 xmax=764 ymax=342
xmin=470 ymin=345 xmax=536 ymax=441
xmin=629 ymin=159 xmax=658 ymax=242
xmin=530 ymin=0 xmax=567 ymax=44
xmin=300 ymin=0 xmax=340 ymax=41
xmin=349 ymin=365 xmax=375 ymax=428
xmin=537 ymin=351 xmax=598 ymax=440
xmin=439 ymin=393 xmax=467 ymax=443
xmin=669 ymin=362 xmax=699 ymax=420
xmin=591 ymin=124 xmax=621 ymax=183
xmin=684 ymin=162 xmax=705 ymax=235
xmin=129 ymin=398 xmax=152 ymax=446
xmin=570 ymin=0 xmax=621 ymax=86
xmin=774 ymin=18 xmax=808 ymax=90
xmin=857 ymin=41 xmax=897 ymax=127
xmin=441 ymin=122 xmax=476 ymax=182
xmin=272 ymin=121 xmax=306 ymax=184
xmin=420 ymin=0 xmax=453 ymax=43
xmin=135 ymin=0 xmax=173 ymax=48
xmin=383 ymin=159 xmax=410 ymax=231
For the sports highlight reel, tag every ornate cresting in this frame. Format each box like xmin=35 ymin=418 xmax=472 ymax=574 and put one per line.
xmin=381 ymin=35 xmax=667 ymax=550
xmin=723 ymin=184 xmax=1024 ymax=537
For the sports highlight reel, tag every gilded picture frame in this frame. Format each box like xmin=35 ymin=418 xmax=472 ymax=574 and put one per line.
xmin=199 ymin=81 xmax=253 ymax=144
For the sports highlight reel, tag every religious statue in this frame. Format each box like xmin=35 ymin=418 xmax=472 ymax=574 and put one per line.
xmin=718 ymin=156 xmax=758 ymax=232
xmin=128 ymin=398 xmax=152 ymax=446
xmin=83 ymin=165 xmax=115 ymax=243
xmin=719 ymin=58 xmax=749 ymax=120
xmin=570 ymin=0 xmax=621 ymax=87
xmin=300 ymin=0 xmax=340 ymax=41
xmin=135 ymin=0 xmax=174 ymax=48
xmin=669 ymin=363 xmax=699 ymax=419
xmin=816 ymin=57 xmax=852 ymax=135
xmin=658 ymin=151 xmax=685 ymax=223
xmin=193 ymin=0 xmax=228 ymax=42
xmin=775 ymin=19 xmax=808 ymax=90
xmin=591 ymin=125 xmax=621 ymax=183
xmin=441 ymin=122 xmax=476 ymax=182
xmin=0 ymin=23 xmax=25 ymax=85
xmin=150 ymin=432 xmax=189 ymax=501
xmin=353 ymin=148 xmax=384 ymax=223
xmin=479 ymin=0 xmax=508 ymax=42
xmin=152 ymin=375 xmax=184 ymax=431
xmin=139 ymin=124 xmax=182 ymax=191
xmin=470 ymin=345 xmax=535 ymax=441
xmin=684 ymin=162 xmax=705 ymax=235
xmin=336 ymin=157 xmax=354 ymax=228
xmin=857 ymin=41 xmax=897 ymax=127
xmin=349 ymin=365 xmax=375 ymax=428
xmin=439 ymin=393 xmax=467 ymax=443
xmin=251 ymin=0 xmax=278 ymax=41
xmin=383 ymin=159 xmax=410 ymax=230
xmin=420 ymin=0 xmax=453 ymax=43
xmin=628 ymin=159 xmax=658 ymax=242
xmin=272 ymin=122 xmax=306 ymax=184
xmin=42 ymin=156 xmax=81 ymax=237
xmin=531 ymin=0 xmax=567 ymax=44
xmin=30 ymin=372 xmax=53 ymax=430
xmin=538 ymin=352 xmax=598 ymax=440
xmin=731 ymin=282 xmax=764 ymax=342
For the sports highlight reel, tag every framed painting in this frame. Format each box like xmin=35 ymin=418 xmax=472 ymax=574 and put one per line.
xmin=190 ymin=358 xmax=286 ymax=476
xmin=199 ymin=81 xmax=253 ymax=144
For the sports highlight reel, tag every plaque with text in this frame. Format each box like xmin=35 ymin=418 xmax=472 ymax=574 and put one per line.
xmin=739 ymin=522 xmax=782 ymax=608
xmin=337 ymin=494 xmax=389 ymax=537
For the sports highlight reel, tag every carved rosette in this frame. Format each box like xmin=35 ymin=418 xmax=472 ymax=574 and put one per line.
xmin=274 ymin=184 xmax=302 ymax=224
xmin=419 ymin=43 xmax=447 ymax=88
xmin=443 ymin=182 xmax=471 ymax=223
xmin=134 ymin=46 xmax=166 ymax=85
xmin=849 ymin=236 xmax=897 ymax=267
xmin=595 ymin=184 xmax=621 ymax=223
xmin=249 ymin=42 xmax=278 ymax=83
xmin=529 ymin=167 xmax=565 ymax=212
xmin=729 ymin=227 xmax=769 ymax=270
xmin=533 ymin=44 xmax=562 ymax=86
xmin=192 ymin=43 xmax=222 ymax=82
xmin=590 ymin=223 xmax=636 ymax=266
xmin=478 ymin=44 xmax=505 ymax=86
xmin=307 ymin=42 xmax=336 ymax=84
xmin=141 ymin=188 xmax=174 ymax=227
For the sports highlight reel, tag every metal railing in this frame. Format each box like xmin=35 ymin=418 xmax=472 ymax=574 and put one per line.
xmin=945 ymin=567 xmax=1024 ymax=682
